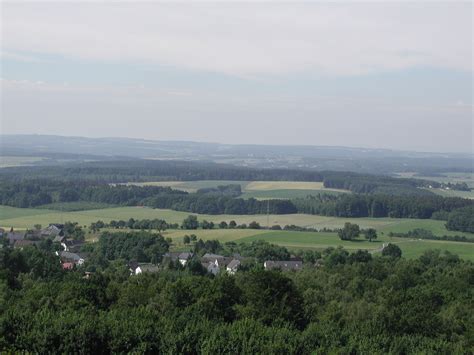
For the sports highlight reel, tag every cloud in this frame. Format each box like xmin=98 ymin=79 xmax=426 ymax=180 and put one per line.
xmin=1 ymin=2 xmax=471 ymax=77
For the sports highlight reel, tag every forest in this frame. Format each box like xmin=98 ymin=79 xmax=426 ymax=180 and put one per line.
xmin=0 ymin=237 xmax=472 ymax=353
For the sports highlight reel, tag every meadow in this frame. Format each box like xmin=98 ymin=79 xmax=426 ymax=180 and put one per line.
xmin=128 ymin=180 xmax=348 ymax=199
xmin=2 ymin=204 xmax=474 ymax=260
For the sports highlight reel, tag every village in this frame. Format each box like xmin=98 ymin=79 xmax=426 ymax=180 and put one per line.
xmin=1 ymin=223 xmax=306 ymax=276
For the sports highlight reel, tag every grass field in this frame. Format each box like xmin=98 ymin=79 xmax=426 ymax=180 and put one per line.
xmin=0 ymin=156 xmax=46 ymax=168
xmin=161 ymin=229 xmax=474 ymax=261
xmin=426 ymin=188 xmax=474 ymax=199
xmin=2 ymin=205 xmax=473 ymax=260
xmin=129 ymin=180 xmax=348 ymax=199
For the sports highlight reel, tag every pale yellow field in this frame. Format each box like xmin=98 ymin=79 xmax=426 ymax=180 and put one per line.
xmin=245 ymin=181 xmax=325 ymax=190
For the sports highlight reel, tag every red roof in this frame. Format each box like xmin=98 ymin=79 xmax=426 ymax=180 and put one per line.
xmin=62 ymin=262 xmax=74 ymax=270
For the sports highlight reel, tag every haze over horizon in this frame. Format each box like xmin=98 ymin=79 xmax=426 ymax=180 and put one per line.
xmin=1 ymin=1 xmax=473 ymax=153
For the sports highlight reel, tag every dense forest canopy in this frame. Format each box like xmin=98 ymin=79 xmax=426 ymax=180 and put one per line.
xmin=0 ymin=240 xmax=472 ymax=353
xmin=0 ymin=159 xmax=445 ymax=192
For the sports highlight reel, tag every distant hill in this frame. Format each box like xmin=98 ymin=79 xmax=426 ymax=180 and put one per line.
xmin=1 ymin=134 xmax=472 ymax=174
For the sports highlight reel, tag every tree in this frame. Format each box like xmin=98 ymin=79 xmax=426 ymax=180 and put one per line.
xmin=248 ymin=221 xmax=261 ymax=229
xmin=34 ymin=224 xmax=42 ymax=231
xmin=229 ymin=220 xmax=237 ymax=229
xmin=338 ymin=222 xmax=360 ymax=241
xmin=201 ymin=220 xmax=215 ymax=229
xmin=364 ymin=228 xmax=377 ymax=242
xmin=181 ymin=215 xmax=199 ymax=230
xmin=183 ymin=235 xmax=191 ymax=244
xmin=219 ymin=221 xmax=228 ymax=229
xmin=382 ymin=243 xmax=402 ymax=258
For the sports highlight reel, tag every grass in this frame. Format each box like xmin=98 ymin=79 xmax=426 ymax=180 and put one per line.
xmin=164 ymin=229 xmax=474 ymax=261
xmin=128 ymin=180 xmax=249 ymax=192
xmin=128 ymin=180 xmax=348 ymax=198
xmin=2 ymin=206 xmax=473 ymax=237
xmin=427 ymin=188 xmax=474 ymax=199
xmin=36 ymin=202 xmax=117 ymax=211
xmin=0 ymin=156 xmax=45 ymax=168
xmin=2 ymin=205 xmax=473 ymax=260
xmin=241 ymin=189 xmax=344 ymax=200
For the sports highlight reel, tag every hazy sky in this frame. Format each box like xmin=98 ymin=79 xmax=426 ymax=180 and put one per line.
xmin=1 ymin=1 xmax=472 ymax=153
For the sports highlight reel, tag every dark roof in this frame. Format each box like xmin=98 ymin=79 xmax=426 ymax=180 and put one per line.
xmin=60 ymin=251 xmax=83 ymax=262
xmin=226 ymin=259 xmax=241 ymax=270
xmin=202 ymin=253 xmax=224 ymax=260
xmin=264 ymin=260 xmax=303 ymax=271
xmin=178 ymin=252 xmax=194 ymax=260
xmin=136 ymin=263 xmax=159 ymax=273
xmin=13 ymin=240 xmax=37 ymax=248
xmin=7 ymin=232 xmax=25 ymax=245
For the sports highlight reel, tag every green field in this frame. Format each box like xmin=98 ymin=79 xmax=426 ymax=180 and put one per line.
xmin=2 ymin=205 xmax=472 ymax=237
xmin=2 ymin=204 xmax=473 ymax=260
xmin=161 ymin=229 xmax=474 ymax=261
xmin=426 ymin=188 xmax=474 ymax=199
xmin=0 ymin=155 xmax=46 ymax=168
xmin=128 ymin=180 xmax=348 ymax=199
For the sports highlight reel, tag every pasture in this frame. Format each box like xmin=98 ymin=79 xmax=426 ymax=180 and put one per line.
xmin=163 ymin=229 xmax=474 ymax=261
xmin=127 ymin=180 xmax=348 ymax=199
xmin=1 ymin=204 xmax=473 ymax=260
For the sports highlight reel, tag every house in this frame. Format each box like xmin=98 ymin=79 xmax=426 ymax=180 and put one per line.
xmin=202 ymin=253 xmax=225 ymax=262
xmin=41 ymin=224 xmax=64 ymax=238
xmin=58 ymin=251 xmax=85 ymax=265
xmin=202 ymin=259 xmax=220 ymax=275
xmin=7 ymin=231 xmax=25 ymax=246
xmin=226 ymin=259 xmax=241 ymax=274
xmin=178 ymin=252 xmax=194 ymax=266
xmin=62 ymin=262 xmax=74 ymax=270
xmin=53 ymin=235 xmax=66 ymax=244
xmin=133 ymin=263 xmax=159 ymax=275
xmin=13 ymin=240 xmax=37 ymax=249
xmin=63 ymin=239 xmax=84 ymax=253
xmin=264 ymin=260 xmax=303 ymax=271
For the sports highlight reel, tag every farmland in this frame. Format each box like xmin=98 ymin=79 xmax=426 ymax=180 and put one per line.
xmin=2 ymin=205 xmax=473 ymax=260
xmin=128 ymin=180 xmax=348 ymax=199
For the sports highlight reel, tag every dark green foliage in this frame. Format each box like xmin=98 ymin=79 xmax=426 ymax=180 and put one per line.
xmin=382 ymin=243 xmax=402 ymax=258
xmin=294 ymin=193 xmax=473 ymax=219
xmin=338 ymin=222 xmax=360 ymax=240
xmin=94 ymin=231 xmax=169 ymax=264
xmin=0 ymin=245 xmax=472 ymax=353
xmin=446 ymin=206 xmax=474 ymax=233
xmin=181 ymin=215 xmax=199 ymax=230
xmin=364 ymin=228 xmax=377 ymax=242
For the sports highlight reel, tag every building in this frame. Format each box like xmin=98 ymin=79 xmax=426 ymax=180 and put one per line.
xmin=133 ymin=263 xmax=159 ymax=275
xmin=178 ymin=252 xmax=194 ymax=266
xmin=264 ymin=260 xmax=303 ymax=271
xmin=226 ymin=259 xmax=241 ymax=274
xmin=13 ymin=240 xmax=38 ymax=249
xmin=58 ymin=251 xmax=86 ymax=266
xmin=7 ymin=231 xmax=26 ymax=246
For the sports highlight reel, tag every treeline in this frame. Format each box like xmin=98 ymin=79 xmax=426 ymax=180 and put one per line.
xmin=445 ymin=206 xmax=474 ymax=233
xmin=0 ymin=159 xmax=441 ymax=195
xmin=1 ymin=178 xmax=473 ymax=220
xmin=388 ymin=228 xmax=474 ymax=243
xmin=293 ymin=193 xmax=473 ymax=219
xmin=0 ymin=179 xmax=185 ymax=208
xmin=1 ymin=243 xmax=472 ymax=353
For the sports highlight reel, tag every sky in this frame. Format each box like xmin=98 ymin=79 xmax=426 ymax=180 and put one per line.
xmin=0 ymin=1 xmax=472 ymax=153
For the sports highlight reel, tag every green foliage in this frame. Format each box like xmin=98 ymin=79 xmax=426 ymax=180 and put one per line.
xmin=0 ymin=246 xmax=472 ymax=353
xmin=446 ymin=206 xmax=474 ymax=233
xmin=382 ymin=243 xmax=402 ymax=258
xmin=181 ymin=215 xmax=199 ymax=230
xmin=364 ymin=228 xmax=377 ymax=242
xmin=338 ymin=222 xmax=360 ymax=240
xmin=94 ymin=231 xmax=169 ymax=264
